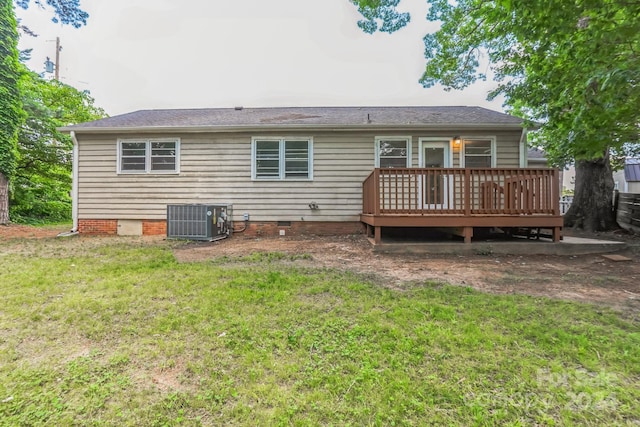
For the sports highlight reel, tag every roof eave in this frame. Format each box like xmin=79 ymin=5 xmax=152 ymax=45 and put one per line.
xmin=59 ymin=122 xmax=525 ymax=134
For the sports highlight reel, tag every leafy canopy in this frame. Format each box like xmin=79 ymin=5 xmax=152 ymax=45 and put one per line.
xmin=3 ymin=0 xmax=91 ymax=223
xmin=352 ymin=0 xmax=640 ymax=166
xmin=11 ymin=69 xmax=106 ymax=222
xmin=349 ymin=0 xmax=411 ymax=33
xmin=15 ymin=0 xmax=88 ymax=28
xmin=0 ymin=0 xmax=22 ymax=179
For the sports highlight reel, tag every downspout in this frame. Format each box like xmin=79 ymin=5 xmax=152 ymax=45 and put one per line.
xmin=519 ymin=127 xmax=528 ymax=168
xmin=71 ymin=131 xmax=79 ymax=232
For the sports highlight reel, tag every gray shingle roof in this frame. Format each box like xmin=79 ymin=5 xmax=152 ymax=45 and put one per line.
xmin=527 ymin=147 xmax=546 ymax=160
xmin=61 ymin=106 xmax=524 ymax=132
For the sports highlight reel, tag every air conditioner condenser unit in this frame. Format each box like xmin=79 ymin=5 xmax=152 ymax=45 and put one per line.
xmin=166 ymin=204 xmax=233 ymax=241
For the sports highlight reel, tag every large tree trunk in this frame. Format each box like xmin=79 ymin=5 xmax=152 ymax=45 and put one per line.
xmin=0 ymin=172 xmax=8 ymax=224
xmin=563 ymin=155 xmax=617 ymax=231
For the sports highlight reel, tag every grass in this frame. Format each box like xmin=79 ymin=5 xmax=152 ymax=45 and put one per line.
xmin=0 ymin=237 xmax=638 ymax=426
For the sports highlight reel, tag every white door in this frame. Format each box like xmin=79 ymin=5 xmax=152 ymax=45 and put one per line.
xmin=420 ymin=140 xmax=451 ymax=209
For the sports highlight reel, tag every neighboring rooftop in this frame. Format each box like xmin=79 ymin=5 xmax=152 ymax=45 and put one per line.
xmin=61 ymin=106 xmax=525 ymax=132
xmin=527 ymin=147 xmax=546 ymax=160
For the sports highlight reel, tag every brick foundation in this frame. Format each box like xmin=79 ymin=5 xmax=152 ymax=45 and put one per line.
xmin=78 ymin=219 xmax=364 ymax=237
xmin=78 ymin=219 xmax=118 ymax=235
xmin=142 ymin=220 xmax=167 ymax=236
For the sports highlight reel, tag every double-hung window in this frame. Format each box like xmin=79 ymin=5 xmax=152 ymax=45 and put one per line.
xmin=461 ymin=138 xmax=496 ymax=168
xmin=375 ymin=137 xmax=411 ymax=168
xmin=118 ymin=138 xmax=180 ymax=173
xmin=252 ymin=138 xmax=313 ymax=180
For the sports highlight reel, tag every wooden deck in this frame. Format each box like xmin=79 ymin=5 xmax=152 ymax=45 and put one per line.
xmin=361 ymin=168 xmax=563 ymax=243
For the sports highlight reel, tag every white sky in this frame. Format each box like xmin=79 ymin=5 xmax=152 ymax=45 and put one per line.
xmin=16 ymin=0 xmax=503 ymax=117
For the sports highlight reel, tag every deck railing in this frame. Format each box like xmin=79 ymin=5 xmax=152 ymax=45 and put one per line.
xmin=362 ymin=168 xmax=560 ymax=216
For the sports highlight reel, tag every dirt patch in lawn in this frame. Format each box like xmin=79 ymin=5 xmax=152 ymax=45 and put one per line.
xmin=0 ymin=223 xmax=70 ymax=239
xmin=174 ymin=232 xmax=640 ymax=319
xmin=2 ymin=223 xmax=638 ymax=319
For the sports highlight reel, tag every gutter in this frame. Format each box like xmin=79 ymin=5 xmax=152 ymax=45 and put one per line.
xmin=519 ymin=127 xmax=528 ymax=168
xmin=59 ymin=122 xmax=527 ymax=135
xmin=70 ymin=131 xmax=79 ymax=232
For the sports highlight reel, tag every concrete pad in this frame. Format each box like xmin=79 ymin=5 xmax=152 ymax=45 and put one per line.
xmin=602 ymin=254 xmax=633 ymax=262
xmin=561 ymin=236 xmax=623 ymax=244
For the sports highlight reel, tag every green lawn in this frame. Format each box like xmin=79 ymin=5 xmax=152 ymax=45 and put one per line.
xmin=0 ymin=237 xmax=638 ymax=426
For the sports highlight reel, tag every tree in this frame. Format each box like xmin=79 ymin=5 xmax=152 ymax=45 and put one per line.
xmin=0 ymin=0 xmax=88 ymax=223
xmin=0 ymin=0 xmax=22 ymax=224
xmin=10 ymin=69 xmax=105 ymax=223
xmin=351 ymin=0 xmax=640 ymax=231
xmin=15 ymin=0 xmax=88 ymax=28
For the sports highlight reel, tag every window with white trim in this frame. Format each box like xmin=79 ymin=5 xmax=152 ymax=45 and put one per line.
xmin=462 ymin=138 xmax=495 ymax=168
xmin=375 ymin=137 xmax=411 ymax=168
xmin=118 ymin=139 xmax=179 ymax=173
xmin=252 ymin=138 xmax=313 ymax=180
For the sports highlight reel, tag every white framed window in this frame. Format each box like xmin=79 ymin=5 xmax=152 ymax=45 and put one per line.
xmin=375 ymin=137 xmax=411 ymax=168
xmin=461 ymin=138 xmax=496 ymax=168
xmin=118 ymin=138 xmax=180 ymax=174
xmin=252 ymin=137 xmax=313 ymax=180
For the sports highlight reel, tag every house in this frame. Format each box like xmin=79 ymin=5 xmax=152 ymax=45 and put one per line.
xmin=613 ymin=158 xmax=640 ymax=193
xmin=60 ymin=106 xmax=562 ymax=243
xmin=623 ymin=159 xmax=640 ymax=193
xmin=527 ymin=147 xmax=548 ymax=168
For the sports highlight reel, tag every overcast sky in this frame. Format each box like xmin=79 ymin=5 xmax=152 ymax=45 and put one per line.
xmin=16 ymin=0 xmax=503 ymax=117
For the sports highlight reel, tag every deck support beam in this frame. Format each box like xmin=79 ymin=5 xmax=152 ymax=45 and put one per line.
xmin=360 ymin=214 xmax=564 ymax=243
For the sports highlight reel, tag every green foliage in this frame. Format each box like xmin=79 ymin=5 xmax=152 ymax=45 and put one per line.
xmin=0 ymin=0 xmax=22 ymax=179
xmin=352 ymin=0 xmax=639 ymax=230
xmin=349 ymin=0 xmax=410 ymax=33
xmin=354 ymin=0 xmax=640 ymax=165
xmin=1 ymin=0 xmax=89 ymax=223
xmin=15 ymin=0 xmax=88 ymax=28
xmin=0 ymin=238 xmax=638 ymax=425
xmin=352 ymin=0 xmax=640 ymax=164
xmin=9 ymin=70 xmax=106 ymax=223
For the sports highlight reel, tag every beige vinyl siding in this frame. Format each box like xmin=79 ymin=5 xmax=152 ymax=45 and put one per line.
xmin=449 ymin=131 xmax=521 ymax=168
xmin=79 ymin=132 xmax=372 ymax=222
xmin=76 ymin=129 xmax=523 ymax=222
xmin=493 ymin=131 xmax=522 ymax=167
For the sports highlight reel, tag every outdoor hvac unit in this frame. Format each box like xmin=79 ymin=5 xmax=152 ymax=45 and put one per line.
xmin=166 ymin=204 xmax=233 ymax=241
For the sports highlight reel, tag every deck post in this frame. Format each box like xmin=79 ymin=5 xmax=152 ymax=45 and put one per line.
xmin=552 ymin=226 xmax=561 ymax=243
xmin=552 ymin=169 xmax=560 ymax=215
xmin=464 ymin=169 xmax=471 ymax=216
xmin=463 ymin=226 xmax=473 ymax=244
xmin=373 ymin=169 xmax=381 ymax=215
xmin=374 ymin=226 xmax=381 ymax=244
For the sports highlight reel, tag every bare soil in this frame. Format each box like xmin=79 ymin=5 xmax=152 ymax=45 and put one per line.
xmin=174 ymin=232 xmax=640 ymax=319
xmin=0 ymin=223 xmax=71 ymax=239
xmin=2 ymin=223 xmax=639 ymax=319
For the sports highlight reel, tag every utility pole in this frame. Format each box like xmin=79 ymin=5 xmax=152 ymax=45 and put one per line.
xmin=55 ymin=36 xmax=60 ymax=80
xmin=44 ymin=37 xmax=62 ymax=80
